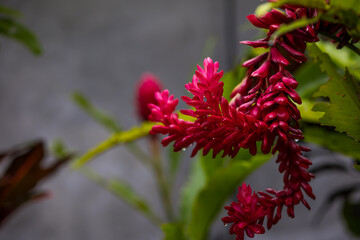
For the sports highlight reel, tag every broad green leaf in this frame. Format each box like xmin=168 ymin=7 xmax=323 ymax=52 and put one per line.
xmin=272 ymin=15 xmax=321 ymax=40
xmin=0 ymin=18 xmax=42 ymax=55
xmin=295 ymin=60 xmax=328 ymax=99
xmin=297 ymin=100 xmax=323 ymax=123
xmin=303 ymin=125 xmax=360 ymax=160
xmin=161 ymin=223 xmax=187 ymax=240
xmin=316 ymin=41 xmax=360 ymax=80
xmin=179 ymin=158 xmax=206 ymax=223
xmin=200 ymin=151 xmax=227 ymax=180
xmin=343 ymin=199 xmax=360 ymax=236
xmin=71 ymin=122 xmax=154 ymax=169
xmin=186 ymin=154 xmax=271 ymax=240
xmin=308 ymin=44 xmax=360 ymax=141
xmin=80 ymin=167 xmax=162 ymax=226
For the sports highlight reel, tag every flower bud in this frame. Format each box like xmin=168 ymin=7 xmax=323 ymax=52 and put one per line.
xmin=135 ymin=73 xmax=163 ymax=121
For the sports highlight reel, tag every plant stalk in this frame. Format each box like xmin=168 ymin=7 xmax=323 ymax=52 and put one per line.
xmin=150 ymin=137 xmax=174 ymax=222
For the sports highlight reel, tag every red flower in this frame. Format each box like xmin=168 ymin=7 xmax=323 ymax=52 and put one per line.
xmin=135 ymin=73 xmax=163 ymax=121
xmin=222 ymin=184 xmax=266 ymax=240
xmin=148 ymin=2 xmax=356 ymax=239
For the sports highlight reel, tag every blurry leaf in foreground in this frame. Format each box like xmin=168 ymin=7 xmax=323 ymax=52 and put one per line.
xmin=271 ymin=15 xmax=321 ymax=41
xmin=330 ymin=0 xmax=360 ymax=16
xmin=0 ymin=17 xmax=42 ymax=55
xmin=0 ymin=141 xmax=70 ymax=226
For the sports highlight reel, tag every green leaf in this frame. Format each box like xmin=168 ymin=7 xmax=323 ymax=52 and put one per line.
xmin=297 ymin=100 xmax=324 ymax=123
xmin=71 ymin=122 xmax=154 ymax=169
xmin=255 ymin=0 xmax=327 ymax=17
xmin=255 ymin=2 xmax=273 ymax=17
xmin=308 ymin=44 xmax=360 ymax=141
xmin=330 ymin=0 xmax=360 ymax=15
xmin=72 ymin=91 xmax=122 ymax=132
xmin=0 ymin=17 xmax=42 ymax=55
xmin=295 ymin=60 xmax=330 ymax=99
xmin=303 ymin=125 xmax=360 ymax=160
xmin=272 ymin=15 xmax=321 ymax=40
xmin=71 ymin=91 xmax=151 ymax=165
xmin=315 ymin=41 xmax=360 ymax=80
xmin=343 ymin=199 xmax=360 ymax=236
xmin=80 ymin=167 xmax=162 ymax=226
xmin=161 ymin=223 xmax=187 ymax=240
xmin=200 ymin=151 xmax=228 ymax=180
xmin=179 ymin=158 xmax=206 ymax=223
xmin=186 ymin=154 xmax=271 ymax=240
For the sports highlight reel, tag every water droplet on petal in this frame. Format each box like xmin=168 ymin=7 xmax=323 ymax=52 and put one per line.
xmin=182 ymin=148 xmax=187 ymax=152
xmin=294 ymin=139 xmax=299 ymax=142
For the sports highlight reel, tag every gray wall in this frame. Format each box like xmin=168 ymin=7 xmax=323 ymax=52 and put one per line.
xmin=0 ymin=0 xmax=358 ymax=239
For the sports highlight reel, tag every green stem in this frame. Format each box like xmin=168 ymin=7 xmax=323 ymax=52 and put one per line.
xmin=150 ymin=137 xmax=174 ymax=221
xmin=71 ymin=91 xmax=152 ymax=166
xmin=319 ymin=31 xmax=360 ymax=56
xmin=71 ymin=122 xmax=155 ymax=169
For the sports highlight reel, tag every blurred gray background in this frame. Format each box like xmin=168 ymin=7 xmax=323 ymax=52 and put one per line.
xmin=0 ymin=0 xmax=358 ymax=239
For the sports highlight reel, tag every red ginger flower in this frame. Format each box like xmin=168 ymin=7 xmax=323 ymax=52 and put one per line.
xmin=222 ymin=4 xmax=320 ymax=239
xmin=135 ymin=73 xmax=163 ymax=121
xmin=222 ymin=183 xmax=266 ymax=240
xmin=149 ymin=56 xmax=313 ymax=239
xmin=149 ymin=2 xmax=357 ymax=240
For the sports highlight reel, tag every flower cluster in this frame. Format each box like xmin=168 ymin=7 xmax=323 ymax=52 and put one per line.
xmin=149 ymin=58 xmax=268 ymax=158
xmin=148 ymin=2 xmax=356 ymax=240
